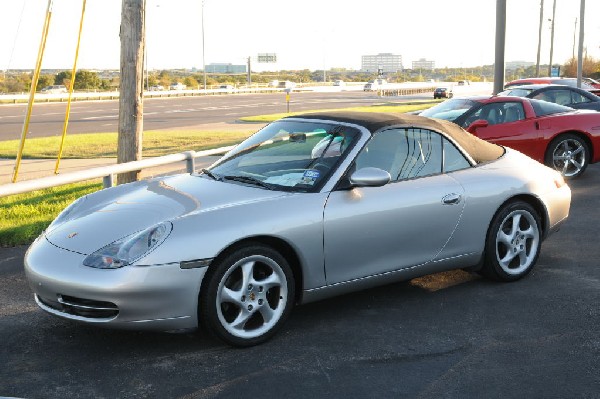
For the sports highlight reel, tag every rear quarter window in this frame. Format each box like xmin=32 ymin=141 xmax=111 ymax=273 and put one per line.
xmin=529 ymin=99 xmax=573 ymax=117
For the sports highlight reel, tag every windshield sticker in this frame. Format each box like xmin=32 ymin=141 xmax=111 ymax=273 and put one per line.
xmin=300 ymin=169 xmax=320 ymax=185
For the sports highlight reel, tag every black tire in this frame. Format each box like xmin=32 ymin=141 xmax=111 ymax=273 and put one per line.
xmin=199 ymin=243 xmax=295 ymax=347
xmin=544 ymin=133 xmax=590 ymax=179
xmin=481 ymin=201 xmax=541 ymax=282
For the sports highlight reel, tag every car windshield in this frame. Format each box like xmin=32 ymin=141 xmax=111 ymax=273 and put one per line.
xmin=207 ymin=120 xmax=360 ymax=192
xmin=529 ymin=98 xmax=574 ymax=116
xmin=504 ymin=81 xmax=534 ymax=88
xmin=498 ymin=88 xmax=532 ymax=97
xmin=420 ymin=98 xmax=479 ymax=121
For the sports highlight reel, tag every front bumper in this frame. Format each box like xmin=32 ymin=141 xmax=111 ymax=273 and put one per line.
xmin=24 ymin=237 xmax=207 ymax=331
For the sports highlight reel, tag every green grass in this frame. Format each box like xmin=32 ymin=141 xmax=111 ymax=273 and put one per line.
xmin=0 ymin=130 xmax=255 ymax=159
xmin=238 ymin=100 xmax=441 ymax=123
xmin=0 ymin=182 xmax=102 ymax=247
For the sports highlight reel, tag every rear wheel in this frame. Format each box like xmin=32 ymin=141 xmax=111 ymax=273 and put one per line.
xmin=545 ymin=133 xmax=589 ymax=179
xmin=481 ymin=201 xmax=541 ymax=282
xmin=200 ymin=244 xmax=294 ymax=347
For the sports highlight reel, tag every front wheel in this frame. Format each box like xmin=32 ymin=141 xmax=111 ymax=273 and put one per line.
xmin=199 ymin=244 xmax=295 ymax=347
xmin=481 ymin=201 xmax=541 ymax=282
xmin=545 ymin=133 xmax=589 ymax=179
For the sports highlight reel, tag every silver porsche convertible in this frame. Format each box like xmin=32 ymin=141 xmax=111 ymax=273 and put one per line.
xmin=25 ymin=112 xmax=571 ymax=347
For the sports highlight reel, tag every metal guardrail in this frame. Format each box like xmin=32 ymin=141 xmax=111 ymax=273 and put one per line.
xmin=0 ymin=145 xmax=234 ymax=198
xmin=0 ymin=88 xmax=288 ymax=104
xmin=377 ymin=86 xmax=437 ymax=96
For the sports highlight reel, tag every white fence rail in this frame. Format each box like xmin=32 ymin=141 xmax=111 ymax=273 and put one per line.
xmin=0 ymin=146 xmax=234 ymax=198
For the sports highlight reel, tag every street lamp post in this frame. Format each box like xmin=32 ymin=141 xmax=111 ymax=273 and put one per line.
xmin=572 ymin=17 xmax=578 ymax=60
xmin=535 ymin=0 xmax=544 ymax=77
xmin=202 ymin=0 xmax=206 ymax=90
xmin=577 ymin=0 xmax=585 ymax=87
xmin=548 ymin=0 xmax=557 ymax=76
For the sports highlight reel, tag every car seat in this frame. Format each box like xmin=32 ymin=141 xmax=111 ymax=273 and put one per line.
xmin=503 ymin=106 xmax=523 ymax=123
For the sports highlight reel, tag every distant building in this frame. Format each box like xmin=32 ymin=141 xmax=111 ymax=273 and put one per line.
xmin=506 ymin=61 xmax=535 ymax=71
xmin=412 ymin=58 xmax=435 ymax=70
xmin=361 ymin=53 xmax=403 ymax=73
xmin=205 ymin=63 xmax=246 ymax=74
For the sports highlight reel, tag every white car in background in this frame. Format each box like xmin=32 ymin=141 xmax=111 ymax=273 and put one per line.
xmin=170 ymin=83 xmax=187 ymax=91
xmin=41 ymin=85 xmax=68 ymax=94
xmin=277 ymin=81 xmax=296 ymax=89
xmin=364 ymin=79 xmax=387 ymax=91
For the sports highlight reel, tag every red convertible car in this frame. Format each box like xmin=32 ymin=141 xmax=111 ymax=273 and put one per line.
xmin=420 ymin=96 xmax=600 ymax=178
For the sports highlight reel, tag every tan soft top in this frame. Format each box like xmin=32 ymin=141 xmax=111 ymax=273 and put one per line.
xmin=292 ymin=111 xmax=504 ymax=164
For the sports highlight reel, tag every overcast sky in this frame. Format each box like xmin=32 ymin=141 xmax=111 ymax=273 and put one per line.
xmin=1 ymin=0 xmax=599 ymax=72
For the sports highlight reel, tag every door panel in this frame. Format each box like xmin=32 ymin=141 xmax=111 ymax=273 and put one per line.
xmin=323 ymin=174 xmax=465 ymax=284
xmin=472 ymin=120 xmax=542 ymax=161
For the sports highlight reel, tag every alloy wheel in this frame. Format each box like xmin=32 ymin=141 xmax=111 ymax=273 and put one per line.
xmin=216 ymin=254 xmax=288 ymax=340
xmin=552 ymin=138 xmax=586 ymax=177
xmin=495 ymin=209 xmax=540 ymax=276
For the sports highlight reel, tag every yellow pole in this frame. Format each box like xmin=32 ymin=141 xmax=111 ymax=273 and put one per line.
xmin=55 ymin=0 xmax=87 ymax=174
xmin=12 ymin=0 xmax=54 ymax=183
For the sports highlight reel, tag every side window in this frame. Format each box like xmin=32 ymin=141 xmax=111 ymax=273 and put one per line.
xmin=464 ymin=102 xmax=524 ymax=126
xmin=443 ymin=138 xmax=471 ymax=172
xmin=533 ymin=91 xmax=555 ymax=103
xmin=553 ymin=90 xmax=572 ymax=106
xmin=463 ymin=103 xmax=504 ymax=127
xmin=571 ymin=92 xmax=591 ymax=104
xmin=502 ymin=103 xmax=525 ymax=123
xmin=355 ymin=128 xmax=442 ymax=181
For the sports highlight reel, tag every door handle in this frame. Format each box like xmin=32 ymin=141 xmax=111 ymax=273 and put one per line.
xmin=442 ymin=193 xmax=462 ymax=205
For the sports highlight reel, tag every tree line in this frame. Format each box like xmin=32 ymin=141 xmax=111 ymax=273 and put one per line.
xmin=1 ymin=58 xmax=599 ymax=94
xmin=0 ymin=70 xmax=117 ymax=93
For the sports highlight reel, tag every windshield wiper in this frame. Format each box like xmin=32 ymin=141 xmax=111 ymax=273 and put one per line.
xmin=201 ymin=168 xmax=221 ymax=180
xmin=222 ymin=175 xmax=273 ymax=190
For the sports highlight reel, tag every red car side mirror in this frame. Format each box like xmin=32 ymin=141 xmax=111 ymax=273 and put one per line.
xmin=467 ymin=119 xmax=489 ymax=134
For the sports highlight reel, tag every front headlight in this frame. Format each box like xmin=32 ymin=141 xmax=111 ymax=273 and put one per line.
xmin=83 ymin=222 xmax=172 ymax=269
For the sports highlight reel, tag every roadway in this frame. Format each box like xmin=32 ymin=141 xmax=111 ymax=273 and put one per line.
xmin=0 ymin=90 xmax=424 ymax=140
xmin=1 ymin=164 xmax=599 ymax=398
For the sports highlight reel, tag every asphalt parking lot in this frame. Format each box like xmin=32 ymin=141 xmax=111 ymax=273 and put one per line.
xmin=1 ymin=165 xmax=599 ymax=399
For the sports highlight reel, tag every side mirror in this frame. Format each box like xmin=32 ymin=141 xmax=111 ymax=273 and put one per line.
xmin=349 ymin=167 xmax=391 ymax=187
xmin=467 ymin=119 xmax=489 ymax=133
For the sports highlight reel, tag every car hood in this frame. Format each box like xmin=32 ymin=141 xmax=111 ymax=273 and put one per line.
xmin=45 ymin=174 xmax=289 ymax=254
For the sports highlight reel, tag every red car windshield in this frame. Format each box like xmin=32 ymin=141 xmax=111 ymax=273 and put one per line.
xmin=420 ymin=98 xmax=479 ymax=121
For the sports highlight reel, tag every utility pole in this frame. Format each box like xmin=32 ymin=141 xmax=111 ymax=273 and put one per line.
xmin=577 ymin=0 xmax=585 ymax=87
xmin=202 ymin=0 xmax=206 ymax=90
xmin=572 ymin=18 xmax=578 ymax=60
xmin=247 ymin=56 xmax=251 ymax=87
xmin=493 ymin=0 xmax=506 ymax=95
xmin=548 ymin=0 xmax=557 ymax=76
xmin=535 ymin=0 xmax=544 ymax=77
xmin=117 ymin=0 xmax=145 ymax=184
